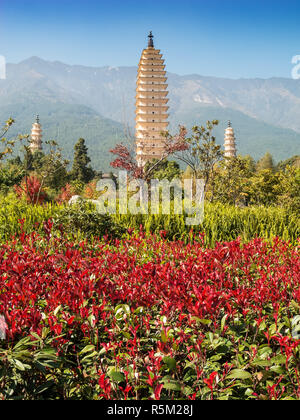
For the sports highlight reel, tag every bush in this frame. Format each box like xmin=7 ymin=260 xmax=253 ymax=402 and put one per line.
xmin=52 ymin=201 xmax=125 ymax=239
xmin=14 ymin=175 xmax=48 ymax=204
xmin=0 ymin=197 xmax=297 ymax=245
xmin=0 ymin=231 xmax=299 ymax=400
xmin=56 ymin=183 xmax=77 ymax=204
xmin=114 ymin=202 xmax=299 ymax=246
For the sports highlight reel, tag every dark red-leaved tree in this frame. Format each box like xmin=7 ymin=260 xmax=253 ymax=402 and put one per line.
xmin=110 ymin=126 xmax=188 ymax=181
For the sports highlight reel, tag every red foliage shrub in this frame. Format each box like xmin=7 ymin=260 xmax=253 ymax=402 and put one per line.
xmin=14 ymin=175 xmax=47 ymax=204
xmin=56 ymin=183 xmax=76 ymax=203
xmin=83 ymin=181 xmax=98 ymax=200
xmin=0 ymin=230 xmax=299 ymax=399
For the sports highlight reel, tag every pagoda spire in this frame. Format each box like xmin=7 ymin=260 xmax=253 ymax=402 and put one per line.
xmin=148 ymin=31 xmax=154 ymax=48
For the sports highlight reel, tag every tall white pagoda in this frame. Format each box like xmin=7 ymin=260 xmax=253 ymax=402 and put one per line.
xmin=135 ymin=32 xmax=169 ymax=166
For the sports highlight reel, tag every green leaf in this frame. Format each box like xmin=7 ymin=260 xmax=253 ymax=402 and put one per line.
xmin=162 ymin=379 xmax=182 ymax=391
xmin=13 ymin=336 xmax=31 ymax=350
xmin=13 ymin=359 xmax=28 ymax=371
xmin=134 ymin=306 xmax=144 ymax=315
xmin=227 ymin=369 xmax=252 ymax=380
xmin=271 ymin=355 xmax=286 ymax=365
xmin=79 ymin=345 xmax=95 ymax=355
xmin=251 ymin=359 xmax=273 ymax=367
xmin=210 ymin=354 xmax=222 ymax=362
xmin=161 ymin=329 xmax=168 ymax=343
xmin=257 ymin=346 xmax=272 ymax=356
xmin=108 ymin=369 xmax=125 ymax=383
xmin=198 ymin=318 xmax=212 ymax=325
xmin=30 ymin=332 xmax=42 ymax=341
xmin=36 ymin=380 xmax=55 ymax=394
xmin=53 ymin=305 xmax=62 ymax=316
xmin=114 ymin=304 xmax=130 ymax=315
xmin=221 ymin=314 xmax=227 ymax=333
xmin=270 ymin=366 xmax=285 ymax=374
xmin=42 ymin=327 xmax=49 ymax=339
xmin=183 ymin=386 xmax=193 ymax=396
xmin=290 ymin=300 xmax=300 ymax=311
xmin=80 ymin=351 xmax=98 ymax=362
xmin=121 ymin=331 xmax=131 ymax=339
xmin=245 ymin=388 xmax=254 ymax=397
xmin=163 ymin=356 xmax=176 ymax=371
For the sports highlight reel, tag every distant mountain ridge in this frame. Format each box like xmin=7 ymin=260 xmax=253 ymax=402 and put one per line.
xmin=0 ymin=56 xmax=299 ymax=168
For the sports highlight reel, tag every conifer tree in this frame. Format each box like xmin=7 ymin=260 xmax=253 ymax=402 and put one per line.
xmin=70 ymin=138 xmax=95 ymax=183
xmin=256 ymin=152 xmax=274 ymax=172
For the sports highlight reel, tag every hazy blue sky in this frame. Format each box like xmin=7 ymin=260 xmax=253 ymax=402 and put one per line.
xmin=1 ymin=0 xmax=300 ymax=78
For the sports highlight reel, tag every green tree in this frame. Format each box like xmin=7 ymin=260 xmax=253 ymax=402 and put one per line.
xmin=70 ymin=138 xmax=95 ymax=183
xmin=38 ymin=156 xmax=69 ymax=191
xmin=275 ymin=166 xmax=300 ymax=213
xmin=243 ymin=154 xmax=256 ymax=173
xmin=248 ymin=169 xmax=278 ymax=205
xmin=0 ymin=164 xmax=24 ymax=192
xmin=16 ymin=140 xmax=69 ymax=203
xmin=256 ymin=152 xmax=274 ymax=172
xmin=0 ymin=118 xmax=69 ymax=199
xmin=277 ymin=155 xmax=300 ymax=171
xmin=173 ymin=120 xmax=223 ymax=192
xmin=213 ymin=156 xmax=253 ymax=205
xmin=7 ymin=156 xmax=22 ymax=167
xmin=144 ymin=159 xmax=181 ymax=181
xmin=0 ymin=118 xmax=29 ymax=192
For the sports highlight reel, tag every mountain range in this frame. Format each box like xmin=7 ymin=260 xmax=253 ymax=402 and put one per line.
xmin=0 ymin=56 xmax=299 ymax=171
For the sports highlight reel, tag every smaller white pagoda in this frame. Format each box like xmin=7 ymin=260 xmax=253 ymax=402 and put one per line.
xmin=30 ymin=115 xmax=43 ymax=152
xmin=224 ymin=121 xmax=237 ymax=158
